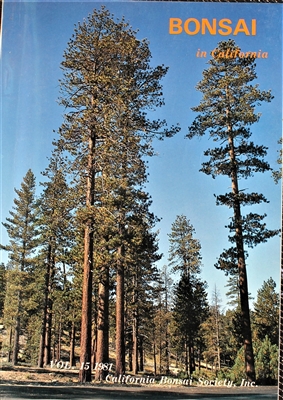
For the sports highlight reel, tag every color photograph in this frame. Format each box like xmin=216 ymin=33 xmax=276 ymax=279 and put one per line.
xmin=0 ymin=1 xmax=282 ymax=399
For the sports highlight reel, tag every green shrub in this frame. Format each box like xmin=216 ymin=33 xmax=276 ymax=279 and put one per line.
xmin=255 ymin=336 xmax=278 ymax=385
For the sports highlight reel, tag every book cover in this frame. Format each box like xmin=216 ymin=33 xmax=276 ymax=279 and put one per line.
xmin=1 ymin=1 xmax=282 ymax=398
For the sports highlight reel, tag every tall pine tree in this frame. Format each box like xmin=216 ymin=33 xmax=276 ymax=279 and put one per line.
xmin=37 ymin=155 xmax=74 ymax=367
xmin=56 ymin=7 xmax=178 ymax=382
xmin=1 ymin=169 xmax=39 ymax=365
xmin=169 ymin=215 xmax=207 ymax=374
xmin=187 ymin=40 xmax=279 ymax=381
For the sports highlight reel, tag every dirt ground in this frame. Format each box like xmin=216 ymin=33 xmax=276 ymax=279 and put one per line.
xmin=0 ymin=365 xmax=80 ymax=385
xmin=0 ymin=365 xmax=278 ymax=397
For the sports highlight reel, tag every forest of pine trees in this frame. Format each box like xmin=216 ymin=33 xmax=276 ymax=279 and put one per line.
xmin=0 ymin=8 xmax=280 ymax=386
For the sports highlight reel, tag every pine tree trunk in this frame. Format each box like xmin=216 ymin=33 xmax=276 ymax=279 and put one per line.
xmin=165 ymin=329 xmax=170 ymax=374
xmin=56 ymin=318 xmax=62 ymax=361
xmin=79 ymin=134 xmax=95 ymax=383
xmin=91 ymin=335 xmax=96 ymax=370
xmin=12 ymin=316 xmax=20 ymax=365
xmin=132 ymin=278 xmax=138 ymax=375
xmin=44 ymin=297 xmax=53 ymax=366
xmin=132 ymin=316 xmax=138 ymax=374
xmin=190 ymin=344 xmax=195 ymax=374
xmin=38 ymin=257 xmax=50 ymax=368
xmin=38 ymin=331 xmax=45 ymax=368
xmin=139 ymin=336 xmax=144 ymax=372
xmin=237 ymin=224 xmax=255 ymax=381
xmin=153 ymin=339 xmax=157 ymax=376
xmin=8 ymin=327 xmax=13 ymax=362
xmin=115 ymin=244 xmax=125 ymax=376
xmin=159 ymin=332 xmax=162 ymax=374
xmin=185 ymin=339 xmax=189 ymax=375
xmin=12 ymin=292 xmax=21 ymax=365
xmin=128 ymin=339 xmax=133 ymax=372
xmin=39 ymin=243 xmax=54 ymax=367
xmin=95 ymin=267 xmax=109 ymax=380
xmin=44 ymin=251 xmax=55 ymax=366
xmin=228 ymin=133 xmax=255 ymax=382
xmin=79 ymin=224 xmax=94 ymax=382
xmin=165 ymin=281 xmax=170 ymax=374
xmin=69 ymin=319 xmax=76 ymax=367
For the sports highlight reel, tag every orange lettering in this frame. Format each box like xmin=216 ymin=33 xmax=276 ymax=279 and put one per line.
xmin=169 ymin=18 xmax=183 ymax=34
xmin=218 ymin=19 xmax=232 ymax=35
xmin=251 ymin=19 xmax=256 ymax=35
xmin=201 ymin=19 xmax=216 ymax=35
xmin=234 ymin=19 xmax=250 ymax=35
xmin=184 ymin=18 xmax=200 ymax=35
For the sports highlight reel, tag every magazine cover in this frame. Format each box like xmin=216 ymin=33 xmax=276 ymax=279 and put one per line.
xmin=1 ymin=1 xmax=282 ymax=399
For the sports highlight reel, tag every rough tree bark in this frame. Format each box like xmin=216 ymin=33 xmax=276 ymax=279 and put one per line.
xmin=228 ymin=133 xmax=255 ymax=382
xmin=79 ymin=134 xmax=95 ymax=383
xmin=95 ymin=265 xmax=109 ymax=380
xmin=115 ymin=243 xmax=125 ymax=376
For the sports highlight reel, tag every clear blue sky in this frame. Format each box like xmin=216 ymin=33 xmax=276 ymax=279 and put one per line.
xmin=1 ymin=1 xmax=282 ymax=307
